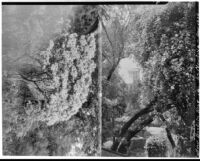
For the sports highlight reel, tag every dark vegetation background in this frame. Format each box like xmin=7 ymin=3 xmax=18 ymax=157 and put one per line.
xmin=101 ymin=2 xmax=198 ymax=157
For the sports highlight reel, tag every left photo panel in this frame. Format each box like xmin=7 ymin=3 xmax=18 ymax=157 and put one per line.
xmin=2 ymin=5 xmax=101 ymax=156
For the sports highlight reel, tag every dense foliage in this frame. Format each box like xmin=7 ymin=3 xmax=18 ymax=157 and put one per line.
xmin=2 ymin=3 xmax=198 ymax=157
xmin=145 ymin=136 xmax=168 ymax=157
xmin=102 ymin=2 xmax=198 ymax=157
xmin=139 ymin=2 xmax=197 ymax=156
xmin=3 ymin=5 xmax=100 ymax=156
xmin=38 ymin=33 xmax=96 ymax=125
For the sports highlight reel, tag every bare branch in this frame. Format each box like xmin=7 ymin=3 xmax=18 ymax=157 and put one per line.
xmin=102 ymin=51 xmax=112 ymax=65
xmin=9 ymin=53 xmax=27 ymax=63
xmin=18 ymin=73 xmax=49 ymax=101
xmin=101 ymin=20 xmax=113 ymax=50
xmin=158 ymin=113 xmax=176 ymax=148
xmin=26 ymin=54 xmax=43 ymax=67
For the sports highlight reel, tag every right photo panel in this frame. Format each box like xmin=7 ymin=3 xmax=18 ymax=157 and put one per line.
xmin=101 ymin=2 xmax=199 ymax=157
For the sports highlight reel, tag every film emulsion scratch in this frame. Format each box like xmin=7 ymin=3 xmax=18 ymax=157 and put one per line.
xmin=101 ymin=2 xmax=199 ymax=157
xmin=2 ymin=5 xmax=100 ymax=156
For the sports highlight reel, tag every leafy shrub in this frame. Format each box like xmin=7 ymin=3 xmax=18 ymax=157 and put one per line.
xmin=145 ymin=136 xmax=168 ymax=157
xmin=3 ymin=5 xmax=99 ymax=156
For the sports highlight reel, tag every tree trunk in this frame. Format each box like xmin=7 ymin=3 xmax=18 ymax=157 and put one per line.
xmin=114 ymin=115 xmax=154 ymax=153
xmin=119 ymin=96 xmax=158 ymax=137
xmin=119 ymin=97 xmax=175 ymax=139
xmin=159 ymin=114 xmax=176 ymax=148
xmin=112 ymin=106 xmax=115 ymax=143
xmin=106 ymin=65 xmax=116 ymax=81
xmin=111 ymin=97 xmax=176 ymax=153
xmin=126 ymin=115 xmax=154 ymax=142
xmin=106 ymin=57 xmax=121 ymax=81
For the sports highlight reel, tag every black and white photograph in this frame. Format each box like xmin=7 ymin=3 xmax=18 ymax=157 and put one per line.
xmin=1 ymin=1 xmax=199 ymax=158
xmin=2 ymin=4 xmax=100 ymax=156
xmin=101 ymin=2 xmax=199 ymax=157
